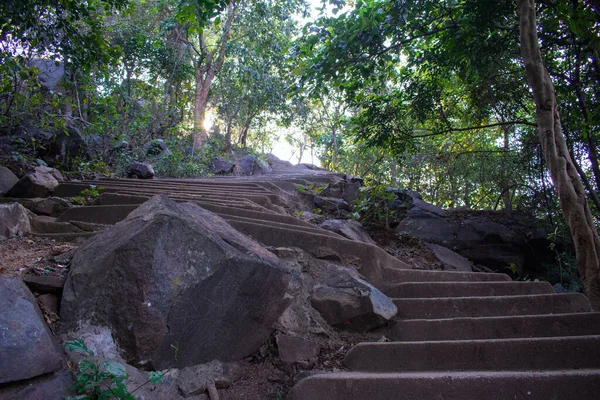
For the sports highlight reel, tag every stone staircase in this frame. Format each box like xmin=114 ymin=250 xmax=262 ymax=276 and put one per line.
xmin=51 ymin=177 xmax=600 ymax=399
xmin=289 ymin=270 xmax=600 ymax=399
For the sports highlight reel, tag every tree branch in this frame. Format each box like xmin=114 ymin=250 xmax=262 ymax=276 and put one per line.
xmin=412 ymin=120 xmax=537 ymax=138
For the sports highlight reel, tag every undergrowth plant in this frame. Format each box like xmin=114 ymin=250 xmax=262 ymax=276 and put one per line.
xmin=64 ymin=339 xmax=163 ymax=400
xmin=68 ymin=185 xmax=104 ymax=206
xmin=352 ymin=184 xmax=399 ymax=230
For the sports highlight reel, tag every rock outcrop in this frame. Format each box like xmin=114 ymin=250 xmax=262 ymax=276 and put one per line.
xmin=61 ymin=195 xmax=292 ymax=369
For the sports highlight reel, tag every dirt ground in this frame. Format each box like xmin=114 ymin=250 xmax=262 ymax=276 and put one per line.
xmin=0 ymin=235 xmax=76 ymax=278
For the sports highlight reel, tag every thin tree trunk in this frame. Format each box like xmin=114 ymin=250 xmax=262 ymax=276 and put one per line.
xmin=519 ymin=0 xmax=600 ymax=309
xmin=191 ymin=0 xmax=237 ymax=149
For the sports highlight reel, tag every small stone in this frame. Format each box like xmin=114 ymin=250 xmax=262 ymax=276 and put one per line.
xmin=276 ymin=334 xmax=321 ymax=364
xmin=37 ymin=294 xmax=59 ymax=314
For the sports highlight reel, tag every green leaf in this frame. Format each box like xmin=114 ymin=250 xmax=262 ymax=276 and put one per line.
xmin=66 ymin=339 xmax=94 ymax=356
xmin=148 ymin=370 xmax=164 ymax=384
xmin=101 ymin=361 xmax=127 ymax=377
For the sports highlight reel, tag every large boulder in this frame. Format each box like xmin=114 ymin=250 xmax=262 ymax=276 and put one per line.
xmin=0 ymin=278 xmax=64 ymax=384
xmin=6 ymin=167 xmax=60 ymax=198
xmin=396 ymin=197 xmax=538 ymax=273
xmin=0 ymin=203 xmax=32 ymax=240
xmin=319 ymin=219 xmax=376 ymax=245
xmin=61 ymin=195 xmax=291 ymax=369
xmin=0 ymin=166 xmax=19 ymax=195
xmin=234 ymin=155 xmax=272 ymax=176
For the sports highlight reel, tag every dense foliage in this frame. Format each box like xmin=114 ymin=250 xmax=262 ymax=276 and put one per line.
xmin=1 ymin=0 xmax=599 ymax=223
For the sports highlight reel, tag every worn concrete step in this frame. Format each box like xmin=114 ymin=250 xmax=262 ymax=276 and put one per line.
xmin=389 ymin=312 xmax=600 ymax=341
xmin=380 ymin=281 xmax=554 ymax=298
xmin=393 ymin=293 xmax=592 ymax=318
xmin=108 ymin=191 xmax=275 ymax=213
xmin=381 ymin=268 xmax=512 ymax=283
xmin=57 ymin=205 xmax=138 ymax=225
xmin=285 ymin=370 xmax=600 ymax=400
xmin=54 ymin=204 xmax=342 ymax=240
xmin=344 ymin=336 xmax=600 ymax=372
xmin=222 ymin=214 xmax=343 ymax=239
xmin=91 ymin=177 xmax=267 ymax=188
xmin=101 ymin=186 xmax=279 ymax=207
xmin=55 ymin=182 xmax=277 ymax=203
xmin=225 ymin=218 xmax=413 ymax=283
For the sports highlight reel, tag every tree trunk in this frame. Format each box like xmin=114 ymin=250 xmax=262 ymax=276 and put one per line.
xmin=518 ymin=0 xmax=600 ymax=310
xmin=191 ymin=0 xmax=237 ymax=149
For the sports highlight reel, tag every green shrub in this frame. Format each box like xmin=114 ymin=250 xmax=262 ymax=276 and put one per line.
xmin=352 ymin=184 xmax=399 ymax=230
xmin=64 ymin=339 xmax=163 ymax=400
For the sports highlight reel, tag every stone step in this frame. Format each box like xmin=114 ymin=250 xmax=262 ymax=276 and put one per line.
xmin=102 ymin=186 xmax=279 ymax=207
xmin=285 ymin=370 xmax=600 ymax=400
xmin=380 ymin=281 xmax=554 ymax=298
xmin=108 ymin=191 xmax=275 ymax=213
xmin=343 ymin=336 xmax=600 ymax=372
xmin=381 ymin=268 xmax=512 ymax=283
xmin=55 ymin=181 xmax=276 ymax=202
xmin=393 ymin=293 xmax=592 ymax=319
xmin=225 ymin=218 xmax=413 ymax=284
xmin=389 ymin=312 xmax=600 ymax=341
xmin=84 ymin=178 xmax=268 ymax=190
xmin=222 ymin=214 xmax=343 ymax=239
xmin=57 ymin=205 xmax=138 ymax=225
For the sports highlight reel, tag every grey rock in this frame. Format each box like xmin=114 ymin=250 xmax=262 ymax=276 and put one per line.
xmin=177 ymin=360 xmax=233 ymax=397
xmin=0 ymin=165 xmax=19 ymax=195
xmin=0 ymin=203 xmax=32 ymax=240
xmin=61 ymin=195 xmax=291 ymax=369
xmin=210 ymin=159 xmax=235 ymax=175
xmin=0 ymin=370 xmax=73 ymax=400
xmin=129 ymin=161 xmax=155 ymax=179
xmin=426 ymin=243 xmax=473 ymax=272
xmin=319 ymin=219 xmax=376 ymax=245
xmin=396 ymin=211 xmax=456 ymax=246
xmin=341 ymin=181 xmax=361 ymax=205
xmin=0 ymin=278 xmax=64 ymax=384
xmin=234 ymin=155 xmax=273 ymax=176
xmin=6 ymin=168 xmax=59 ymax=198
xmin=6 ymin=197 xmax=71 ymax=216
xmin=276 ymin=334 xmax=321 ymax=364
xmin=298 ymin=163 xmax=325 ymax=171
xmin=314 ymin=196 xmax=351 ymax=212
xmin=30 ymin=59 xmax=65 ymax=91
xmin=144 ymin=139 xmax=171 ymax=157
xmin=56 ymin=127 xmax=89 ymax=163
xmin=310 ymin=266 xmax=397 ymax=331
